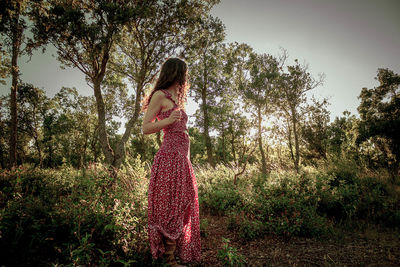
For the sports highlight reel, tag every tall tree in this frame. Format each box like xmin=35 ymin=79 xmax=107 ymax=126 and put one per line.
xmin=328 ymin=111 xmax=358 ymax=159
xmin=301 ymin=97 xmax=330 ymax=163
xmin=211 ymin=93 xmax=236 ymax=163
xmin=17 ymin=83 xmax=51 ymax=167
xmin=32 ymin=0 xmax=217 ymax=169
xmin=0 ymin=0 xmax=29 ymax=168
xmin=241 ymin=52 xmax=281 ymax=176
xmin=31 ymin=0 xmax=153 ymax=168
xmin=277 ymin=59 xmax=324 ymax=172
xmin=357 ymin=68 xmax=400 ymax=179
xmin=109 ymin=0 xmax=217 ymax=162
xmin=186 ymin=16 xmax=226 ymax=167
xmin=53 ymin=87 xmax=99 ymax=168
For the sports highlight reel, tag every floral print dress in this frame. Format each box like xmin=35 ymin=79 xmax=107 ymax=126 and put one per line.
xmin=147 ymin=89 xmax=201 ymax=263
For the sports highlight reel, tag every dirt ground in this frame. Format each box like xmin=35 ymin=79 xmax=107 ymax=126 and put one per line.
xmin=185 ymin=212 xmax=400 ymax=267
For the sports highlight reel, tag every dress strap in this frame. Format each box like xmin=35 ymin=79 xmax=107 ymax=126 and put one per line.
xmin=162 ymin=89 xmax=178 ymax=106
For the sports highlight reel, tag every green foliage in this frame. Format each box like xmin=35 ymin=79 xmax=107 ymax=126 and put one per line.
xmin=326 ymin=158 xmax=360 ymax=187
xmin=252 ymin=173 xmax=334 ymax=238
xmin=0 ymin=160 xmax=399 ymax=266
xmin=237 ymin=218 xmax=264 ymax=241
xmin=200 ymin=163 xmax=399 ymax=242
xmin=197 ymin=164 xmax=246 ymax=214
xmin=217 ymin=237 xmax=247 ymax=267
xmin=202 ymin=183 xmax=244 ymax=214
xmin=327 ymin=111 xmax=359 ymax=159
xmin=188 ymin=127 xmax=207 ymax=164
xmin=357 ymin=68 xmax=400 ymax=178
xmin=301 ymin=97 xmax=330 ymax=163
xmin=0 ymin=47 xmax=9 ymax=85
xmin=0 ymin=163 xmax=149 ymax=266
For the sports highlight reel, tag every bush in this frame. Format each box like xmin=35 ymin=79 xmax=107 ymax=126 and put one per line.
xmin=250 ymin=171 xmax=334 ymax=238
xmin=217 ymin=237 xmax=247 ymax=266
xmin=238 ymin=218 xmax=264 ymax=241
xmin=1 ymin=161 xmax=398 ymax=265
xmin=0 ymin=163 xmax=149 ymax=266
xmin=326 ymin=158 xmax=360 ymax=187
xmin=201 ymin=185 xmax=244 ymax=214
xmin=197 ymin=164 xmax=246 ymax=214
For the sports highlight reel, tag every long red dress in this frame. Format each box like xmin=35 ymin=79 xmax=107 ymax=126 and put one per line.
xmin=147 ymin=89 xmax=201 ymax=263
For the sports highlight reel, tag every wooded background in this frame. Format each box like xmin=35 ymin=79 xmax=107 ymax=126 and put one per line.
xmin=0 ymin=0 xmax=399 ymax=178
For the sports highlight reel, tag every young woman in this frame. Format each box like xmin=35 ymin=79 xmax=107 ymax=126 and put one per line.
xmin=141 ymin=58 xmax=201 ymax=266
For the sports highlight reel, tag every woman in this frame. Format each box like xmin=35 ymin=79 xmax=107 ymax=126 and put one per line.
xmin=141 ymin=58 xmax=201 ymax=266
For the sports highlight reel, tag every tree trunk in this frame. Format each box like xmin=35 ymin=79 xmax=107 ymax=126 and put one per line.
xmin=92 ymin=79 xmax=114 ymax=166
xmin=113 ymin=80 xmax=144 ymax=169
xmin=286 ymin=116 xmax=295 ymax=168
xmin=9 ymin=4 xmax=22 ymax=169
xmin=32 ymin=112 xmax=43 ymax=167
xmin=229 ymin=121 xmax=236 ymax=164
xmin=290 ymin=107 xmax=300 ymax=172
xmin=201 ymin=85 xmax=215 ymax=167
xmin=221 ymin=126 xmax=226 ymax=162
xmin=90 ymin=125 xmax=99 ymax=162
xmin=257 ymin=105 xmax=267 ymax=176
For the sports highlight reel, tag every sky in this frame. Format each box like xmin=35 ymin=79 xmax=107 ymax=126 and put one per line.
xmin=1 ymin=0 xmax=399 ymax=123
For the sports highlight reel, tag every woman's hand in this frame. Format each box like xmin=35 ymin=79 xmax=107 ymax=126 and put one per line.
xmin=167 ymin=109 xmax=181 ymax=124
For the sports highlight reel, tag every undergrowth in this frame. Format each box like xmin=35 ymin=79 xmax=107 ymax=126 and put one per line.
xmin=0 ymin=159 xmax=398 ymax=266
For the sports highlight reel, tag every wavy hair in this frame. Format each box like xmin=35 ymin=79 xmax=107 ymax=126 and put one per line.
xmin=141 ymin=57 xmax=189 ymax=112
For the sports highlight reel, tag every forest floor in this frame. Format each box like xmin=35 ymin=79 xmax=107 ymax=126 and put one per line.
xmin=184 ymin=211 xmax=400 ymax=267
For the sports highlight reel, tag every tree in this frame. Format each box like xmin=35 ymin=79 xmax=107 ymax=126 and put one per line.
xmin=211 ymin=93 xmax=237 ymax=163
xmin=327 ymin=111 xmax=358 ymax=159
xmin=108 ymin=0 xmax=217 ymax=164
xmin=31 ymin=0 xmax=151 ymax=169
xmin=232 ymin=129 xmax=257 ymax=186
xmin=186 ymin=16 xmax=226 ymax=167
xmin=17 ymin=83 xmax=51 ymax=167
xmin=0 ymin=0 xmax=29 ymax=168
xmin=301 ymin=97 xmax=330 ymax=163
xmin=277 ymin=59 xmax=324 ymax=172
xmin=31 ymin=0 xmax=218 ymax=170
xmin=241 ymin=52 xmax=281 ymax=176
xmin=357 ymin=68 xmax=400 ymax=179
xmin=52 ymin=87 xmax=99 ymax=168
xmin=187 ymin=126 xmax=206 ymax=164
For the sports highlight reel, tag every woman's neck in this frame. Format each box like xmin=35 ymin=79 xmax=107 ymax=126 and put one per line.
xmin=166 ymin=85 xmax=179 ymax=99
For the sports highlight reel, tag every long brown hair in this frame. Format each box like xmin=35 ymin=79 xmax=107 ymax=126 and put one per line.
xmin=141 ymin=57 xmax=189 ymax=112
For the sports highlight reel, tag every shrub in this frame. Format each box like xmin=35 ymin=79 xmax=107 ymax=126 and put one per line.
xmin=0 ymin=163 xmax=150 ymax=266
xmin=238 ymin=218 xmax=264 ymax=241
xmin=326 ymin=158 xmax=360 ymax=187
xmin=196 ymin=164 xmax=246 ymax=214
xmin=249 ymin=171 xmax=334 ymax=238
xmin=217 ymin=237 xmax=247 ymax=266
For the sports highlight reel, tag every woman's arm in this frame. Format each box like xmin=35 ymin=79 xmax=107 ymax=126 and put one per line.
xmin=142 ymin=91 xmax=180 ymax=135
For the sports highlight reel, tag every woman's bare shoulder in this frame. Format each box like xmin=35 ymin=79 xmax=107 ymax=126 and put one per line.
xmin=150 ymin=90 xmax=165 ymax=103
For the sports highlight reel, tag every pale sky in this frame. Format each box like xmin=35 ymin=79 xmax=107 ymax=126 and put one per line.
xmin=1 ymin=0 xmax=399 ymax=122
xmin=210 ymin=0 xmax=400 ymax=119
